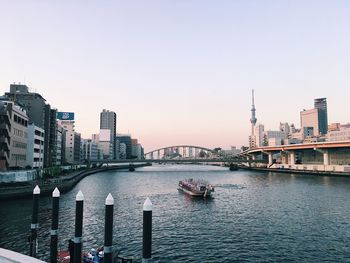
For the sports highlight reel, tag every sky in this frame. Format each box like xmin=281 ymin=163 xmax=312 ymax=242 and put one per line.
xmin=1 ymin=1 xmax=350 ymax=152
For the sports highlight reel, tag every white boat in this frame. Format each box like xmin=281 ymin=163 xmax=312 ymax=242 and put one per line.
xmin=178 ymin=178 xmax=214 ymax=197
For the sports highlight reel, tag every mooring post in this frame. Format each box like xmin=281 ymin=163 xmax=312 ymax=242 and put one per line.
xmin=30 ymin=185 xmax=40 ymax=257
xmin=73 ymin=190 xmax=84 ymax=263
xmin=104 ymin=193 xmax=114 ymax=263
xmin=50 ymin=187 xmax=60 ymax=263
xmin=142 ymin=197 xmax=153 ymax=262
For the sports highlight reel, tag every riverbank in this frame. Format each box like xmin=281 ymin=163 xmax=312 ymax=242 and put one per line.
xmin=239 ymin=165 xmax=350 ymax=177
xmin=0 ymin=163 xmax=151 ymax=200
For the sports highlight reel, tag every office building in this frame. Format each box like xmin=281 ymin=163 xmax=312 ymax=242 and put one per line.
xmin=98 ymin=129 xmax=112 ymax=159
xmin=254 ymin=124 xmax=265 ymax=147
xmin=26 ymin=124 xmax=45 ymax=169
xmin=314 ymin=98 xmax=328 ymax=135
xmin=58 ymin=112 xmax=80 ymax=164
xmin=264 ymin=130 xmax=287 ymax=146
xmin=327 ymin=123 xmax=350 ymax=142
xmin=116 ymin=134 xmax=132 ymax=159
xmin=300 ymin=109 xmax=319 ymax=136
xmin=56 ymin=124 xmax=64 ymax=165
xmin=5 ymin=84 xmax=46 ymax=128
xmin=0 ymin=100 xmax=12 ymax=170
xmin=5 ymin=84 xmax=58 ymax=168
xmin=1 ymin=101 xmax=29 ymax=169
xmin=81 ymin=139 xmax=99 ymax=162
xmin=100 ymin=109 xmax=117 ymax=159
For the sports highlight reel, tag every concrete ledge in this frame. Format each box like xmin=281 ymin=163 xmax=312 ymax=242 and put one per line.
xmin=0 ymin=248 xmax=46 ymax=263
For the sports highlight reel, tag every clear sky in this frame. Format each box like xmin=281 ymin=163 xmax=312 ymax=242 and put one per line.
xmin=1 ymin=1 xmax=350 ymax=152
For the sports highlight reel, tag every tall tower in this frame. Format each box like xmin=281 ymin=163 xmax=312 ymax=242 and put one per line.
xmin=249 ymin=90 xmax=257 ymax=149
xmin=250 ymin=90 xmax=257 ymax=135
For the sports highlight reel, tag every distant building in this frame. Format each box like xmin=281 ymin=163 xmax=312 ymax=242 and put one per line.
xmin=56 ymin=124 xmax=64 ymax=165
xmin=117 ymin=134 xmax=132 ymax=159
xmin=100 ymin=109 xmax=117 ymax=159
xmin=314 ymin=98 xmax=328 ymax=135
xmin=0 ymin=100 xmax=11 ymax=170
xmin=119 ymin=143 xmax=126 ymax=159
xmin=221 ymin=146 xmax=242 ymax=155
xmin=300 ymin=109 xmax=319 ymax=136
xmin=302 ymin=127 xmax=314 ymax=139
xmin=44 ymin=107 xmax=58 ymax=167
xmin=254 ymin=124 xmax=265 ymax=147
xmin=58 ymin=115 xmax=80 ymax=164
xmin=131 ymin=139 xmax=144 ymax=159
xmin=327 ymin=124 xmax=350 ymax=142
xmin=5 ymin=84 xmax=58 ymax=168
xmin=26 ymin=124 xmax=44 ymax=169
xmin=1 ymin=101 xmax=29 ymax=169
xmin=300 ymin=98 xmax=328 ymax=137
xmin=98 ymin=129 xmax=112 ymax=159
xmin=81 ymin=139 xmax=99 ymax=162
xmin=264 ymin=130 xmax=287 ymax=146
xmin=279 ymin=122 xmax=290 ymax=136
xmin=5 ymin=84 xmax=46 ymax=128
xmin=328 ymin=123 xmax=341 ymax=132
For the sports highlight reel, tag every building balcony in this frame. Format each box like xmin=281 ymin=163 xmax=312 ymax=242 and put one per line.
xmin=0 ymin=123 xmax=11 ymax=136
xmin=0 ymin=136 xmax=10 ymax=147
xmin=0 ymin=149 xmax=9 ymax=162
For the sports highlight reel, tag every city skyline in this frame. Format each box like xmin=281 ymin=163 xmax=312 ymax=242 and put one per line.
xmin=1 ymin=1 xmax=350 ymax=151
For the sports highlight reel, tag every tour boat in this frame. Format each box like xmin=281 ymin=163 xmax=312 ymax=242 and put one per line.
xmin=58 ymin=245 xmax=120 ymax=263
xmin=178 ymin=178 xmax=214 ymax=197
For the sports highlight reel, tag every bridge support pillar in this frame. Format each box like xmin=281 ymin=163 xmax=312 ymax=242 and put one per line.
xmin=323 ymin=150 xmax=329 ymax=166
xmin=268 ymin=153 xmax=273 ymax=167
xmin=290 ymin=151 xmax=295 ymax=165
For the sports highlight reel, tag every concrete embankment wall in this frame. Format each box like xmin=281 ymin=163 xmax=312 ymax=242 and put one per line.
xmin=0 ymin=170 xmax=38 ymax=183
xmin=0 ymin=164 xmax=150 ymax=200
xmin=240 ymin=165 xmax=350 ymax=177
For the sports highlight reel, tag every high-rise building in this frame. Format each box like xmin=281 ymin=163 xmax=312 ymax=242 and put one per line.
xmin=43 ymin=106 xmax=58 ymax=167
xmin=254 ymin=124 xmax=265 ymax=147
xmin=100 ymin=109 xmax=117 ymax=159
xmin=0 ymin=100 xmax=11 ymax=170
xmin=5 ymin=84 xmax=46 ymax=128
xmin=98 ymin=129 xmax=112 ymax=159
xmin=26 ymin=124 xmax=45 ymax=169
xmin=300 ymin=109 xmax=319 ymax=137
xmin=1 ymin=101 xmax=29 ymax=169
xmin=5 ymin=84 xmax=58 ymax=168
xmin=314 ymin=98 xmax=328 ymax=135
xmin=116 ymin=134 xmax=132 ymax=159
xmin=57 ymin=112 xmax=80 ymax=164
xmin=81 ymin=139 xmax=99 ymax=162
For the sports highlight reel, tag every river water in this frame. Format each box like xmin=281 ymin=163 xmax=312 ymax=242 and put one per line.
xmin=1 ymin=165 xmax=350 ymax=262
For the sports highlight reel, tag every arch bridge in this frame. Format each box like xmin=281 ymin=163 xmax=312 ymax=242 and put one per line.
xmin=145 ymin=145 xmax=217 ymax=160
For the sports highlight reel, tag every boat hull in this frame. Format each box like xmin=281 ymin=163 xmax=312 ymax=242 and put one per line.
xmin=178 ymin=186 xmax=212 ymax=197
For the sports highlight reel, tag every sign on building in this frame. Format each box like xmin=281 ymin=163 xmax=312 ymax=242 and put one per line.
xmin=57 ymin=112 xmax=75 ymax=120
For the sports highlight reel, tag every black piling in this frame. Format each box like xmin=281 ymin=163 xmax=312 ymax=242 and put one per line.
xmin=50 ymin=187 xmax=60 ymax=263
xmin=142 ymin=197 xmax=153 ymax=262
xmin=73 ymin=190 xmax=84 ymax=263
xmin=29 ymin=185 xmax=40 ymax=257
xmin=104 ymin=193 xmax=114 ymax=263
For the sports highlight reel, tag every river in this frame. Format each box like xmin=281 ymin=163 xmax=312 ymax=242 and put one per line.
xmin=1 ymin=165 xmax=350 ymax=262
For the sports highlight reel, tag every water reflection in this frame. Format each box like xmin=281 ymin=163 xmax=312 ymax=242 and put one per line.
xmin=1 ymin=165 xmax=350 ymax=262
